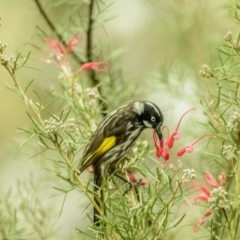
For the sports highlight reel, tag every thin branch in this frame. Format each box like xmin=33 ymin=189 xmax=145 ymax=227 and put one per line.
xmin=34 ymin=0 xmax=84 ymax=65
xmin=86 ymin=0 xmax=108 ymax=115
xmin=86 ymin=0 xmax=94 ymax=64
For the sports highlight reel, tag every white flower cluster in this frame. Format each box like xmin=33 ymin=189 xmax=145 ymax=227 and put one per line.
xmin=0 ymin=40 xmax=17 ymax=67
xmin=120 ymin=140 xmax=149 ymax=168
xmin=221 ymin=144 xmax=237 ymax=160
xmin=61 ymin=138 xmax=77 ymax=153
xmin=209 ymin=187 xmax=231 ymax=210
xmin=0 ymin=54 xmax=16 ymax=65
xmin=64 ymin=118 xmax=81 ymax=136
xmin=224 ymin=31 xmax=233 ymax=42
xmin=61 ymin=118 xmax=82 ymax=153
xmin=181 ymin=169 xmax=196 ymax=183
xmin=199 ymin=64 xmax=212 ymax=78
xmin=44 ymin=117 xmax=64 ymax=134
xmin=85 ymin=87 xmax=100 ymax=107
xmin=169 ymin=160 xmax=183 ymax=171
xmin=0 ymin=40 xmax=9 ymax=53
xmin=74 ymin=83 xmax=99 ymax=108
xmin=227 ymin=111 xmax=240 ymax=139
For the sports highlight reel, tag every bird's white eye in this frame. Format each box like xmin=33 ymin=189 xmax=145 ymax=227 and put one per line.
xmin=151 ymin=116 xmax=156 ymax=122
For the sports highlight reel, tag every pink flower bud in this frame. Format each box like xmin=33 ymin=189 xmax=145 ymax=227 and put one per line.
xmin=177 ymin=134 xmax=211 ymax=157
xmin=66 ymin=33 xmax=82 ymax=53
xmin=155 ymin=146 xmax=162 ymax=158
xmin=193 ymin=183 xmax=211 ymax=203
xmin=161 ymin=148 xmax=170 ymax=161
xmin=87 ymin=167 xmax=94 ymax=173
xmin=218 ymin=172 xmax=226 ymax=187
xmin=177 ymin=146 xmax=193 ymax=156
xmin=138 ymin=179 xmax=148 ymax=185
xmin=204 ymin=171 xmax=219 ymax=188
xmin=80 ymin=61 xmax=109 ymax=72
xmin=128 ymin=173 xmax=137 ymax=183
xmin=168 ymin=132 xmax=181 ymax=148
xmin=44 ymin=38 xmax=65 ymax=54
xmin=193 ymin=210 xmax=212 ymax=232
xmin=203 ymin=209 xmax=213 ymax=217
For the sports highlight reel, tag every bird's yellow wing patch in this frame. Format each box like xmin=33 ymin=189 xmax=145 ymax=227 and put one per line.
xmin=94 ymin=136 xmax=116 ymax=156
xmin=80 ymin=136 xmax=116 ymax=171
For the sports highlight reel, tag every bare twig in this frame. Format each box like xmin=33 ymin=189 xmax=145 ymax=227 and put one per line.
xmin=86 ymin=0 xmax=108 ymax=115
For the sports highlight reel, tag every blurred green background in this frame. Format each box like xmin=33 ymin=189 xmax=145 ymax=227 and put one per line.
xmin=0 ymin=0 xmax=238 ymax=239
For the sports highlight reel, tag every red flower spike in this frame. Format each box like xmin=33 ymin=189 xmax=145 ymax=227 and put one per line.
xmin=204 ymin=171 xmax=219 ymax=188
xmin=176 ymin=134 xmax=211 ymax=157
xmin=80 ymin=62 xmax=109 ymax=72
xmin=168 ymin=108 xmax=196 ymax=148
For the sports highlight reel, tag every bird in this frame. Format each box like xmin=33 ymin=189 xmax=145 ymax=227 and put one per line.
xmin=78 ymin=101 xmax=164 ymax=226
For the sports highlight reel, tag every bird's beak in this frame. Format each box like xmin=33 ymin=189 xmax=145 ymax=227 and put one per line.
xmin=155 ymin=124 xmax=163 ymax=142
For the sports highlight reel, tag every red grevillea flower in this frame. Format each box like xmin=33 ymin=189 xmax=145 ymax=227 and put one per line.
xmin=153 ymin=131 xmax=170 ymax=160
xmin=66 ymin=34 xmax=82 ymax=53
xmin=191 ymin=171 xmax=226 ymax=232
xmin=192 ymin=182 xmax=212 ymax=203
xmin=73 ymin=61 xmax=109 ymax=75
xmin=153 ymin=108 xmax=211 ymax=162
xmin=44 ymin=33 xmax=82 ymax=55
xmin=36 ymin=34 xmax=109 ymax=76
xmin=80 ymin=62 xmax=109 ymax=72
xmin=204 ymin=171 xmax=219 ymax=188
xmin=176 ymin=134 xmax=211 ymax=157
xmin=168 ymin=108 xmax=196 ymax=148
xmin=192 ymin=171 xmax=219 ymax=204
xmin=153 ymin=130 xmax=163 ymax=157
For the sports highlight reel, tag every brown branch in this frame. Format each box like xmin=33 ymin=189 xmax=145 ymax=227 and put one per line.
xmin=86 ymin=0 xmax=108 ymax=115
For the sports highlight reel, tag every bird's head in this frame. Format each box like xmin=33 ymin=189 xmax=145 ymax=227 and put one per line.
xmin=133 ymin=101 xmax=164 ymax=141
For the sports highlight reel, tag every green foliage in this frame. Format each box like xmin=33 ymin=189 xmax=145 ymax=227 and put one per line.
xmin=0 ymin=178 xmax=56 ymax=240
xmin=3 ymin=0 xmax=240 ymax=239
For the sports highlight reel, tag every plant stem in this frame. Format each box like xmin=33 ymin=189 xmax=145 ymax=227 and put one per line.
xmin=159 ymin=180 xmax=181 ymax=230
xmin=229 ymin=156 xmax=240 ymax=240
xmin=4 ymin=65 xmax=118 ymax=240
